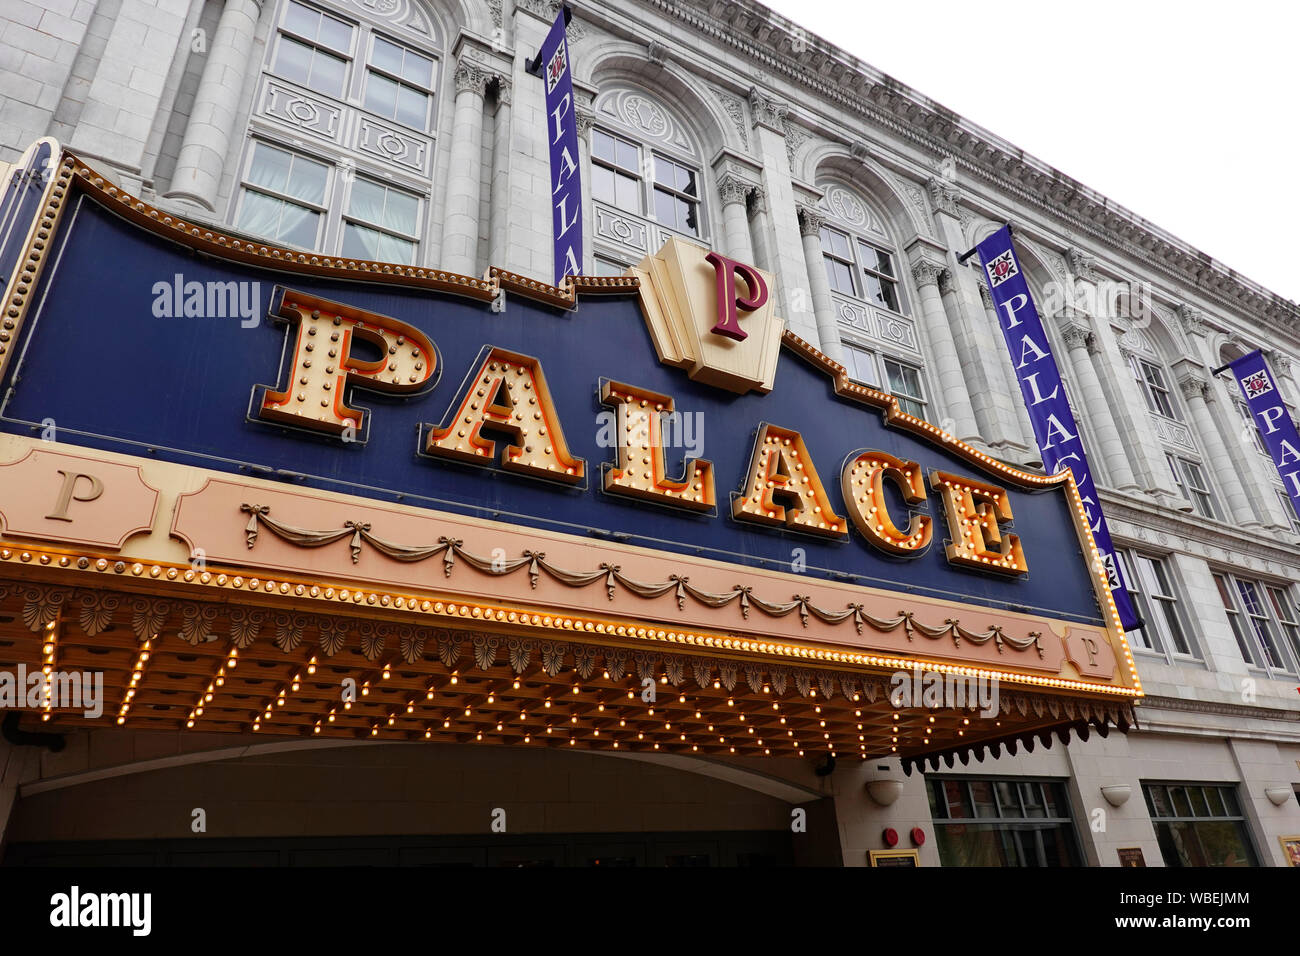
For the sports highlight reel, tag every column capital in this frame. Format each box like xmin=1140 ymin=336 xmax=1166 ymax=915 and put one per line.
xmin=926 ymin=176 xmax=961 ymax=217
xmin=1265 ymin=349 xmax=1294 ymax=374
xmin=494 ymin=75 xmax=512 ymax=107
xmin=796 ymin=203 xmax=825 ymax=237
xmin=1066 ymin=246 xmax=1099 ymax=282
xmin=748 ymin=87 xmax=789 ymax=132
xmin=1175 ymin=368 xmax=1210 ymax=401
xmin=937 ymin=268 xmax=957 ymax=297
xmin=575 ymin=107 xmax=595 ymax=140
xmin=909 ymin=258 xmax=943 ymax=289
xmin=1175 ymin=303 xmax=1209 ymax=338
xmin=745 ymin=185 xmax=767 ymax=221
xmin=454 ymin=59 xmax=493 ymax=96
xmin=1060 ymin=323 xmax=1092 ymax=353
xmin=978 ymin=281 xmax=993 ymax=309
xmin=717 ymin=171 xmax=756 ymax=207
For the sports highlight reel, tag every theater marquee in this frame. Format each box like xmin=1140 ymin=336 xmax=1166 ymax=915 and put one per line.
xmin=0 ymin=141 xmax=1139 ymax=770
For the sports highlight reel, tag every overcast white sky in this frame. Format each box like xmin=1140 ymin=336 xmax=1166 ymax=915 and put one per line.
xmin=759 ymin=0 xmax=1300 ymax=304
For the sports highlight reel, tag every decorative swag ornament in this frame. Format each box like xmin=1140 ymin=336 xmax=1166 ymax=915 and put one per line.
xmin=239 ymin=504 xmax=1045 ymax=655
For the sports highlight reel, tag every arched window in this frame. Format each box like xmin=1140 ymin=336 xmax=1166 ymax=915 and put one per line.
xmin=231 ymin=0 xmax=441 ymax=264
xmin=814 ymin=180 xmax=927 ymax=420
xmin=590 ymin=86 xmax=707 ymax=275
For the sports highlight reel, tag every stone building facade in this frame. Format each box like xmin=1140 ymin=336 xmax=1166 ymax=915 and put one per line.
xmin=1 ymin=0 xmax=1298 ymax=866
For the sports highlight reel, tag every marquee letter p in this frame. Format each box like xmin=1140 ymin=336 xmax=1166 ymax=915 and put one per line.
xmin=705 ymin=251 xmax=768 ymax=342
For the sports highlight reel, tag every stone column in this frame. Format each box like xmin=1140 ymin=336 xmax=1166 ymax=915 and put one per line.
xmin=487 ymin=78 xmax=513 ymax=272
xmin=717 ymin=172 xmax=757 ymax=264
xmin=1176 ymin=368 xmax=1256 ymax=526
xmin=928 ymin=178 xmax=1020 ymax=449
xmin=908 ymin=256 xmax=977 ymax=440
xmin=440 ymin=58 xmax=492 ymax=276
xmin=70 ymin=0 xmax=196 ymax=193
xmin=936 ymin=265 xmax=1003 ymax=446
xmin=747 ymin=187 xmax=771 ymax=276
xmin=979 ymin=281 xmax=1038 ymax=458
xmin=795 ymin=204 xmax=842 ymax=365
xmin=1206 ymin=376 xmax=1287 ymax=530
xmin=575 ymin=98 xmax=596 ymax=275
xmin=747 ymin=87 xmax=817 ymax=343
xmin=1056 ymin=310 xmax=1140 ymax=492
xmin=164 ymin=0 xmax=264 ymax=210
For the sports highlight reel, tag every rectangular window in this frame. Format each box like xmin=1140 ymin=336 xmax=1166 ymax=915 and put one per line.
xmin=591 ymin=129 xmax=642 ymax=214
xmin=820 ymin=226 xmax=857 ymax=296
xmin=841 ymin=343 xmax=878 ymax=388
xmin=883 ymin=357 xmax=927 ymax=421
xmin=857 ymin=240 xmax=900 ymax=312
xmin=1267 ymin=585 xmax=1300 ymax=667
xmin=235 ymin=142 xmax=329 ymax=249
xmin=1166 ymin=454 xmax=1219 ymax=520
xmin=363 ymin=35 xmax=435 ymax=131
xmin=652 ymin=155 xmax=700 ymax=236
xmin=593 ymin=257 xmax=629 ymax=278
xmin=1216 ymin=572 xmax=1298 ymax=674
xmin=274 ymin=1 xmax=354 ymax=99
xmin=1118 ymin=551 xmax=1193 ymax=657
xmin=1130 ymin=356 xmax=1180 ymax=420
xmin=1143 ymin=783 xmax=1257 ymax=867
xmin=341 ymin=176 xmax=420 ymax=264
xmin=928 ymin=777 xmax=1081 ymax=866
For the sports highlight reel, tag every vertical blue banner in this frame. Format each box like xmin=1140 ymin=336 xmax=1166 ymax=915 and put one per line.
xmin=534 ymin=6 xmax=583 ymax=287
xmin=1222 ymin=350 xmax=1300 ymax=516
xmin=974 ymin=225 xmax=1142 ymax=632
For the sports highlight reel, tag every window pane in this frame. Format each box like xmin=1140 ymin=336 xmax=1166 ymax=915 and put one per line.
xmin=236 ymin=190 xmax=284 ymax=237
xmin=273 ymin=36 xmax=314 ymax=85
xmin=283 ymin=2 xmax=318 ymax=39
xmin=285 ymin=155 xmax=327 ymax=204
xmin=317 ymin=14 xmax=353 ymax=53
xmin=677 ymin=164 xmax=697 ymax=196
xmin=592 ymin=129 xmax=616 ymax=164
xmin=348 ymin=179 xmax=386 ymax=225
xmin=364 ymin=72 xmax=399 ymax=117
xmin=1170 ymin=786 xmax=1191 ymax=817
xmin=248 ymin=143 xmax=292 ymax=193
xmin=615 ymin=139 xmax=639 ymax=172
xmin=312 ymin=50 xmax=347 ymax=98
xmin=342 ymin=222 xmax=414 ymax=264
xmin=653 ymin=156 xmax=677 ymax=188
xmin=402 ymin=50 xmax=433 ymax=86
xmin=396 ymin=85 xmax=428 ymax=129
xmin=371 ymin=36 xmax=404 ymax=75
xmin=384 ymin=189 xmax=419 ymax=236
xmin=995 ymin=781 xmax=1020 ymax=816
xmin=614 ymin=172 xmax=639 ymax=213
xmin=591 ymin=164 xmax=616 ymax=204
xmin=943 ymin=780 xmax=972 ymax=818
xmin=826 ymin=258 xmax=855 ymax=296
xmin=970 ymin=781 xmax=997 ymax=818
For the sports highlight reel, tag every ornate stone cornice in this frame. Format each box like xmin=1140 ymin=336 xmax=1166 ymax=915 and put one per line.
xmin=747 ymin=86 xmax=788 ymax=132
xmin=796 ymin=203 xmax=825 ymax=237
xmin=1102 ymin=490 xmax=1300 ymax=568
xmin=1138 ymin=695 xmax=1300 ymax=723
xmin=638 ymin=0 xmax=1300 ymax=344
xmin=926 ymin=176 xmax=960 ymax=218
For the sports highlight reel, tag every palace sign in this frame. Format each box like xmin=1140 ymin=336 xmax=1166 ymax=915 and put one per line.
xmin=0 ymin=145 xmax=1140 ymax=705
